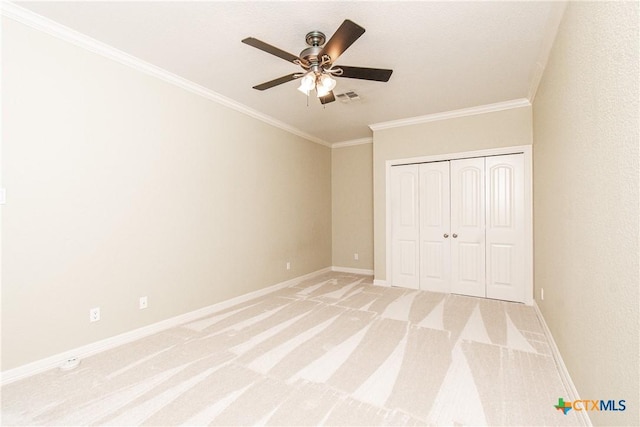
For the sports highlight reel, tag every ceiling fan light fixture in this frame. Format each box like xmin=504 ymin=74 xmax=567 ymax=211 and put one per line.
xmin=316 ymin=84 xmax=330 ymax=98
xmin=298 ymin=72 xmax=316 ymax=94
xmin=316 ymin=73 xmax=336 ymax=97
xmin=319 ymin=73 xmax=337 ymax=91
xmin=244 ymin=20 xmax=392 ymax=105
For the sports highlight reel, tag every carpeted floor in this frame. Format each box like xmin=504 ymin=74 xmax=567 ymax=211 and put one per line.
xmin=1 ymin=272 xmax=582 ymax=426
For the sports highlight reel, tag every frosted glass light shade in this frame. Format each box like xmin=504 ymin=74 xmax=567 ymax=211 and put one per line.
xmin=316 ymin=74 xmax=336 ymax=97
xmin=298 ymin=72 xmax=316 ymax=94
xmin=319 ymin=74 xmax=336 ymax=90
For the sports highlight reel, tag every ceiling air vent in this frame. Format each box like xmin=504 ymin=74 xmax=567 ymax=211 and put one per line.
xmin=336 ymin=91 xmax=361 ymax=103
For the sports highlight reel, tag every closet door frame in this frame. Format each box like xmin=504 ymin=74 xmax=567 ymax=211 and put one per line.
xmin=385 ymin=145 xmax=533 ymax=305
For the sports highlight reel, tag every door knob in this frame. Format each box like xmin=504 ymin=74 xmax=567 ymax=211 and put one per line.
xmin=443 ymin=233 xmax=449 ymax=238
xmin=452 ymin=233 xmax=458 ymax=238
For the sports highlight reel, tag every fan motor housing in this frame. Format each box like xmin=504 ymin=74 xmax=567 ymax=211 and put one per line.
xmin=299 ymin=46 xmax=323 ymax=63
xmin=300 ymin=31 xmax=326 ymax=65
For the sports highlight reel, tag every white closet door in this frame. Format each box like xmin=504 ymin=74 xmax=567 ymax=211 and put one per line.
xmin=419 ymin=162 xmax=451 ymax=293
xmin=390 ymin=164 xmax=420 ymax=289
xmin=450 ymin=157 xmax=486 ymax=298
xmin=485 ymin=154 xmax=525 ymax=302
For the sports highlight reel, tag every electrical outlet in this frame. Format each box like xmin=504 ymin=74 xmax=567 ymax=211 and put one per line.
xmin=60 ymin=356 xmax=80 ymax=371
xmin=286 ymin=262 xmax=291 ymax=270
xmin=354 ymin=253 xmax=359 ymax=261
xmin=139 ymin=296 xmax=148 ymax=309
xmin=540 ymin=288 xmax=544 ymax=301
xmin=89 ymin=307 xmax=100 ymax=322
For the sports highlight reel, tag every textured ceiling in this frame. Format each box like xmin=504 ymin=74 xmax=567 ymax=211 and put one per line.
xmin=14 ymin=1 xmax=562 ymax=144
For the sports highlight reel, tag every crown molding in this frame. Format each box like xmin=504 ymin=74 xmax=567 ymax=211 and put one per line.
xmin=331 ymin=137 xmax=372 ymax=149
xmin=1 ymin=2 xmax=331 ymax=148
xmin=369 ymin=98 xmax=531 ymax=132
xmin=527 ymin=2 xmax=567 ymax=102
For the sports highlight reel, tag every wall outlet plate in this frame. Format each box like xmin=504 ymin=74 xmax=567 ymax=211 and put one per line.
xmin=60 ymin=357 xmax=80 ymax=371
xmin=89 ymin=307 xmax=100 ymax=322
xmin=139 ymin=296 xmax=148 ymax=309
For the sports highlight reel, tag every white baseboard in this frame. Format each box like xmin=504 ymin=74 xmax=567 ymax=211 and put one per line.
xmin=0 ymin=267 xmax=331 ymax=386
xmin=373 ymin=279 xmax=389 ymax=287
xmin=533 ymin=302 xmax=592 ymax=426
xmin=331 ymin=266 xmax=374 ymax=275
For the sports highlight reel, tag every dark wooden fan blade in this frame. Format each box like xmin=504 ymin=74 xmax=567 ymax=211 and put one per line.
xmin=252 ymin=73 xmax=299 ymax=91
xmin=336 ymin=66 xmax=393 ymax=82
xmin=319 ymin=91 xmax=336 ymax=105
xmin=242 ymin=37 xmax=302 ymax=64
xmin=319 ymin=20 xmax=365 ymax=63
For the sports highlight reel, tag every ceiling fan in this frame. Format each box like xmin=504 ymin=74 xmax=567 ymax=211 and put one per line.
xmin=242 ymin=20 xmax=393 ymax=105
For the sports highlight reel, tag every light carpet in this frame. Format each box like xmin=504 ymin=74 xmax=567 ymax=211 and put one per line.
xmin=1 ymin=272 xmax=582 ymax=426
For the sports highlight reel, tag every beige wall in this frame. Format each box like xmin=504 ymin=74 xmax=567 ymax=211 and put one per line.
xmin=372 ymin=106 xmax=533 ymax=280
xmin=1 ymin=18 xmax=331 ymax=370
xmin=331 ymin=143 xmax=373 ymax=271
xmin=532 ymin=2 xmax=639 ymax=425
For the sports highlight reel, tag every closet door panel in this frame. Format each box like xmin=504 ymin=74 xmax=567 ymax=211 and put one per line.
xmin=485 ymin=154 xmax=525 ymax=302
xmin=450 ymin=158 xmax=486 ymax=298
xmin=419 ymin=162 xmax=451 ymax=293
xmin=390 ymin=165 xmax=420 ymax=289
